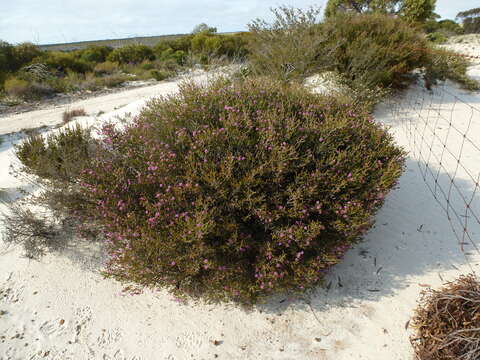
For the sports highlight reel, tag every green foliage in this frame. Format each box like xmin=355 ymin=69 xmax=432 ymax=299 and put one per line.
xmin=93 ymin=61 xmax=119 ymax=76
xmin=325 ymin=0 xmax=436 ymax=23
xmin=4 ymin=77 xmax=30 ymax=98
xmin=457 ymin=7 xmax=480 ymax=34
xmin=157 ymin=48 xmax=187 ymax=65
xmin=99 ymin=73 xmax=129 ymax=88
xmin=0 ymin=41 xmax=15 ymax=85
xmin=79 ymin=72 xmax=129 ymax=90
xmin=401 ymin=0 xmax=436 ymax=23
xmin=248 ymin=8 xmax=431 ymax=95
xmin=191 ymin=33 xmax=211 ymax=53
xmin=73 ymin=77 xmax=405 ymax=303
xmin=0 ymin=41 xmax=15 ymax=73
xmin=43 ymin=51 xmax=92 ymax=73
xmin=80 ymin=45 xmax=113 ymax=63
xmin=247 ymin=6 xmax=326 ymax=81
xmin=424 ymin=19 xmax=464 ymax=37
xmin=321 ymin=13 xmax=430 ymax=90
xmin=3 ymin=77 xmax=54 ymax=99
xmin=425 ymin=49 xmax=480 ymax=90
xmin=216 ymin=33 xmax=250 ymax=59
xmin=149 ymin=69 xmax=171 ymax=81
xmin=165 ymin=36 xmax=193 ymax=52
xmin=325 ymin=0 xmax=398 ymax=17
xmin=107 ymin=44 xmax=155 ymax=64
xmin=16 ymin=125 xmax=94 ymax=183
xmin=192 ymin=23 xmax=217 ymax=34
xmin=426 ymin=32 xmax=447 ymax=44
xmin=12 ymin=43 xmax=42 ymax=69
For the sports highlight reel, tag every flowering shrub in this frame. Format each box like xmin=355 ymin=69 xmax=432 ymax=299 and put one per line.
xmin=77 ymin=77 xmax=404 ymax=303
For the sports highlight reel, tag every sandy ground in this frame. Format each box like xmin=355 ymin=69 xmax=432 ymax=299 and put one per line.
xmin=0 ymin=45 xmax=480 ymax=360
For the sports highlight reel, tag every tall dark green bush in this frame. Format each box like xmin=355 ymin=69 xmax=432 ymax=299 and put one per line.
xmin=324 ymin=0 xmax=437 ymax=23
xmin=0 ymin=41 xmax=15 ymax=73
xmin=320 ymin=13 xmax=429 ymax=90
xmin=107 ymin=44 xmax=155 ymax=64
xmin=0 ymin=41 xmax=15 ymax=85
xmin=12 ymin=43 xmax=42 ymax=68
xmin=43 ymin=52 xmax=92 ymax=74
xmin=73 ymin=77 xmax=405 ymax=303
xmin=80 ymin=45 xmax=113 ymax=63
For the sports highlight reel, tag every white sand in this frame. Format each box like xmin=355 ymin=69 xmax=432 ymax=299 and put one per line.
xmin=1 ymin=46 xmax=480 ymax=360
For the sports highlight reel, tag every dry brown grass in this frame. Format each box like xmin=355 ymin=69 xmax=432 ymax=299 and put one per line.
xmin=411 ymin=274 xmax=480 ymax=360
xmin=62 ymin=108 xmax=87 ymax=123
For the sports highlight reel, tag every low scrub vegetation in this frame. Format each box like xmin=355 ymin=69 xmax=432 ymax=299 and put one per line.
xmin=62 ymin=108 xmax=87 ymax=123
xmin=16 ymin=125 xmax=94 ymax=183
xmin=411 ymin=274 xmax=480 ymax=360
xmin=248 ymin=6 xmax=327 ymax=82
xmin=5 ymin=5 xmax=479 ymax=311
xmin=424 ymin=48 xmax=480 ymax=90
xmin=0 ymin=31 xmax=249 ymax=105
xmin=107 ymin=44 xmax=155 ymax=64
xmin=14 ymin=78 xmax=404 ymax=303
xmin=320 ymin=13 xmax=429 ymax=91
xmin=248 ymin=8 xmax=479 ymax=101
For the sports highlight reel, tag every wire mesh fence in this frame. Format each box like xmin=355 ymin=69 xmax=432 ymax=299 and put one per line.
xmin=387 ymin=80 xmax=480 ymax=265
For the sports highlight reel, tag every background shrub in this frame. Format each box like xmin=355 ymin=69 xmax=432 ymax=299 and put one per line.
xmin=75 ymin=77 xmax=404 ymax=303
xmin=93 ymin=61 xmax=119 ymax=76
xmin=424 ymin=48 xmax=480 ymax=90
xmin=107 ymin=44 xmax=155 ymax=64
xmin=12 ymin=42 xmax=42 ymax=68
xmin=79 ymin=45 xmax=113 ymax=63
xmin=63 ymin=108 xmax=87 ymax=123
xmin=99 ymin=73 xmax=130 ymax=88
xmin=149 ymin=69 xmax=170 ymax=81
xmin=16 ymin=125 xmax=94 ymax=183
xmin=426 ymin=31 xmax=447 ymax=44
xmin=3 ymin=77 xmax=54 ymax=99
xmin=4 ymin=77 xmax=31 ymax=98
xmin=247 ymin=6 xmax=327 ymax=81
xmin=0 ymin=40 xmax=15 ymax=74
xmin=320 ymin=13 xmax=430 ymax=91
xmin=43 ymin=51 xmax=92 ymax=74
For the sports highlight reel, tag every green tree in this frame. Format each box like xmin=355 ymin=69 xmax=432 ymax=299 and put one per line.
xmin=457 ymin=8 xmax=480 ymax=34
xmin=325 ymin=0 xmax=436 ymax=23
xmin=0 ymin=41 xmax=15 ymax=73
xmin=401 ymin=0 xmax=436 ymax=23
xmin=191 ymin=23 xmax=217 ymax=35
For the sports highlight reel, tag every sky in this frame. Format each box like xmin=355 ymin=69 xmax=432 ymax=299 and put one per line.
xmin=1 ymin=0 xmax=479 ymax=45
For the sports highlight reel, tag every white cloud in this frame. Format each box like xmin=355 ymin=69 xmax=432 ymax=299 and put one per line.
xmin=1 ymin=0 xmax=477 ymax=45
xmin=0 ymin=0 xmax=321 ymax=44
xmin=436 ymin=0 xmax=480 ymax=19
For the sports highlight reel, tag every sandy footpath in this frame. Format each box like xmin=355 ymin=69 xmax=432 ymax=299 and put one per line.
xmin=0 ymin=45 xmax=480 ymax=360
xmin=0 ymin=80 xmax=181 ymax=136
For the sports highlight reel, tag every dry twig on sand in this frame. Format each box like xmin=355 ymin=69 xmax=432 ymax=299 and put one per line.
xmin=411 ymin=274 xmax=480 ymax=360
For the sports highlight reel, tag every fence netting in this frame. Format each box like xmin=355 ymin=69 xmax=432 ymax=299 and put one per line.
xmin=387 ymin=79 xmax=480 ymax=266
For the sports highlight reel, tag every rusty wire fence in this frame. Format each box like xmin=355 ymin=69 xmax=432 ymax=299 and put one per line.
xmin=387 ymin=80 xmax=480 ymax=267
